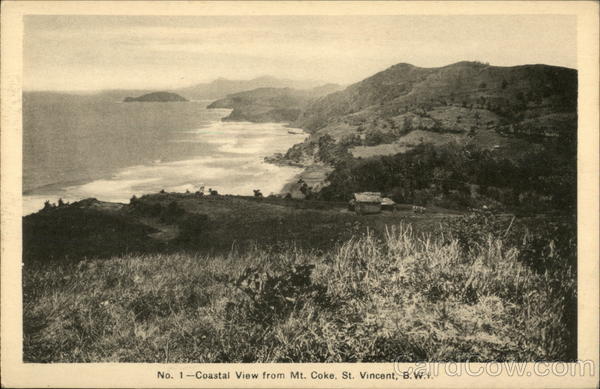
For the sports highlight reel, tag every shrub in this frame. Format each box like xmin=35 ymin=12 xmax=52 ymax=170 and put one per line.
xmin=231 ymin=264 xmax=328 ymax=325
xmin=364 ymin=129 xmax=396 ymax=146
xmin=177 ymin=214 xmax=209 ymax=244
xmin=319 ymin=141 xmax=575 ymax=213
xmin=159 ymin=201 xmax=185 ymax=224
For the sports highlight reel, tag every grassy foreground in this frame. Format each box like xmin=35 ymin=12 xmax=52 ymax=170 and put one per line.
xmin=24 ymin=217 xmax=576 ymax=362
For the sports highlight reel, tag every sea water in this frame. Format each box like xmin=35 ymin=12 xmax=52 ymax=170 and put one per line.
xmin=23 ymin=93 xmax=306 ymax=215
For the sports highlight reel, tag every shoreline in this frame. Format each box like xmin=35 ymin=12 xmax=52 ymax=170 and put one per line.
xmin=278 ymin=163 xmax=334 ymax=199
xmin=24 ymin=118 xmax=310 ymax=214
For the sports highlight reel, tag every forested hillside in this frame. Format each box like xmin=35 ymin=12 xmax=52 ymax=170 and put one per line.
xmin=255 ymin=61 xmax=578 ymax=212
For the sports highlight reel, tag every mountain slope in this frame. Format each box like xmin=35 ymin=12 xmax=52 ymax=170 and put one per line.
xmin=243 ymin=61 xmax=578 ymax=205
xmin=296 ymin=61 xmax=576 ymax=134
xmin=207 ymin=84 xmax=343 ymax=123
xmin=272 ymin=61 xmax=577 ymax=169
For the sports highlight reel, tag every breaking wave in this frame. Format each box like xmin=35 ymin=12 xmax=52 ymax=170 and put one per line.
xmin=23 ymin=120 xmax=306 ymax=215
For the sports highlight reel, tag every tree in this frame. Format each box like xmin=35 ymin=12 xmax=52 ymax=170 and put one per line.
xmin=364 ymin=129 xmax=395 ymax=146
xmin=340 ymin=133 xmax=362 ymax=147
xmin=299 ymin=182 xmax=313 ymax=199
xmin=317 ymin=134 xmax=336 ymax=162
xmin=160 ymin=201 xmax=185 ymax=224
xmin=42 ymin=200 xmax=53 ymax=211
xmin=178 ymin=214 xmax=209 ymax=243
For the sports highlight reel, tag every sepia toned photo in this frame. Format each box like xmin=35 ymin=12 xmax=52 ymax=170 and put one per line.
xmin=2 ymin=1 xmax=598 ymax=388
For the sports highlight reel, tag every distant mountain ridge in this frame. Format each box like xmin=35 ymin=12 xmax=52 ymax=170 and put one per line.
xmin=176 ymin=76 xmax=329 ymax=101
xmin=24 ymin=76 xmax=330 ymax=102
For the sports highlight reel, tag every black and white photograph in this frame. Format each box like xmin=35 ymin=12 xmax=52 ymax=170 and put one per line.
xmin=1 ymin=1 xmax=598 ymax=388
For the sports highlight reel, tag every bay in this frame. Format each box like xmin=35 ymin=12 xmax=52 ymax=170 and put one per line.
xmin=23 ymin=93 xmax=306 ymax=215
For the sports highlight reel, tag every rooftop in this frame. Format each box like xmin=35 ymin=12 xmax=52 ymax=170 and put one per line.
xmin=353 ymin=192 xmax=382 ymax=203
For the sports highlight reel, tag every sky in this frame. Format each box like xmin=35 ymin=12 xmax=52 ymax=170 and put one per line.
xmin=23 ymin=15 xmax=577 ymax=91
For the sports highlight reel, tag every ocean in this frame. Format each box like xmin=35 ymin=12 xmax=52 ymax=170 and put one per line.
xmin=22 ymin=93 xmax=306 ymax=215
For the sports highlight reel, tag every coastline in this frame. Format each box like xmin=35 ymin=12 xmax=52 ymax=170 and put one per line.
xmin=279 ymin=163 xmax=334 ymax=199
xmin=24 ymin=115 xmax=309 ymax=215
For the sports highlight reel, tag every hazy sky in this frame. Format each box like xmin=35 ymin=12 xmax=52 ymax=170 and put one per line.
xmin=24 ymin=15 xmax=577 ymax=91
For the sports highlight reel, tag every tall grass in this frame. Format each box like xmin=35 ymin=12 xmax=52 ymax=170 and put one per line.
xmin=23 ymin=222 xmax=576 ymax=362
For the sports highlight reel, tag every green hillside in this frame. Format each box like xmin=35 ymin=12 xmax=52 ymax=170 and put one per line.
xmin=23 ymin=195 xmax=576 ymax=362
xmin=296 ymin=61 xmax=576 ymax=133
xmin=207 ymin=84 xmax=342 ymax=122
xmin=236 ymin=61 xmax=578 ymax=212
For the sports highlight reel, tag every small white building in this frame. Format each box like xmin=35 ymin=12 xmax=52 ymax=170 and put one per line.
xmin=351 ymin=192 xmax=382 ymax=214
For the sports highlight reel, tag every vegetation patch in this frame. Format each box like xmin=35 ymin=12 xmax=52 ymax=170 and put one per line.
xmin=23 ymin=213 xmax=576 ymax=362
